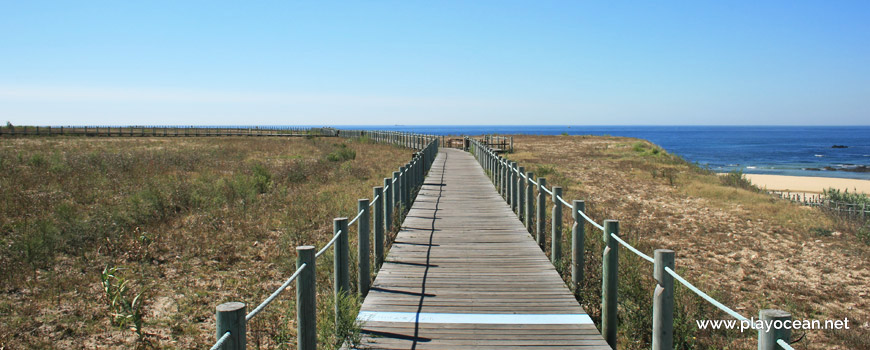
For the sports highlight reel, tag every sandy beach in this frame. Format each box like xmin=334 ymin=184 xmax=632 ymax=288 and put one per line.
xmin=743 ymin=174 xmax=870 ymax=194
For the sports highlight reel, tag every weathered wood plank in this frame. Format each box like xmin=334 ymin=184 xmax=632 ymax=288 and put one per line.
xmin=355 ymin=148 xmax=608 ymax=349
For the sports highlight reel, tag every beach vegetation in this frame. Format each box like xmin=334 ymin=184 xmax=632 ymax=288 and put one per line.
xmin=719 ymin=170 xmax=761 ymax=192
xmin=505 ymin=135 xmax=868 ymax=350
xmin=0 ymin=136 xmax=408 ymax=348
xmin=326 ymin=143 xmax=357 ymax=162
xmin=823 ymin=187 xmax=870 ymax=206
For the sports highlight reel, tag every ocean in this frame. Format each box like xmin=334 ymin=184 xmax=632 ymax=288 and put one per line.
xmin=335 ymin=125 xmax=870 ymax=180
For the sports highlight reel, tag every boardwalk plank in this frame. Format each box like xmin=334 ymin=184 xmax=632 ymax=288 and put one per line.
xmin=354 ymin=148 xmax=608 ymax=349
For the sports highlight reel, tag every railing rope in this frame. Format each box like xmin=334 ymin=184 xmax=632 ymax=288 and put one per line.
xmin=468 ymin=137 xmax=798 ymax=350
xmin=246 ymin=264 xmax=308 ymax=321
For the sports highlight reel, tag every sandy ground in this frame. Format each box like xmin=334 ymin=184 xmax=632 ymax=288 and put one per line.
xmin=743 ymin=174 xmax=870 ymax=194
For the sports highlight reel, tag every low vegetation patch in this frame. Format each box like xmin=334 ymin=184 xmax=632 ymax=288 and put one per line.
xmin=0 ymin=136 xmax=407 ymax=349
xmin=507 ymin=135 xmax=869 ymax=350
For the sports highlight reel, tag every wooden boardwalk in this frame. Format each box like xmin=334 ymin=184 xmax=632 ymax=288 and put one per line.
xmin=354 ymin=148 xmax=609 ymax=349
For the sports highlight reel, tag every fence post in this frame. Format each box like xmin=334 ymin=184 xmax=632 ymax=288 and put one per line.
xmin=334 ymin=217 xmax=349 ymax=329
xmin=398 ymin=166 xmax=406 ymax=210
xmin=652 ymin=249 xmax=674 ymax=350
xmin=408 ymin=161 xmax=416 ymax=201
xmin=501 ymin=157 xmax=508 ymax=198
xmin=571 ymin=200 xmax=585 ymax=290
xmin=296 ymin=246 xmax=316 ymax=350
xmin=536 ymin=178 xmax=547 ymax=249
xmin=518 ymin=166 xmax=525 ymax=220
xmin=526 ymin=172 xmax=535 ymax=232
xmin=758 ymin=309 xmax=791 ymax=350
xmin=551 ymin=187 xmax=563 ymax=264
xmin=392 ymin=172 xmax=400 ymax=220
xmin=602 ymin=220 xmax=619 ymax=348
xmin=216 ymin=302 xmax=246 ymax=350
xmin=374 ymin=187 xmax=385 ymax=268
xmin=498 ymin=156 xmax=506 ymax=198
xmin=358 ymin=199 xmax=371 ymax=296
xmin=507 ymin=161 xmax=514 ymax=207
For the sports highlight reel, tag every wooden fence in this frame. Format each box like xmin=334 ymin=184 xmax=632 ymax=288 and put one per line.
xmin=771 ymin=190 xmax=869 ymax=219
xmin=469 ymin=138 xmax=797 ymax=350
xmin=209 ymin=130 xmax=439 ymax=350
xmin=0 ymin=125 xmax=337 ymax=137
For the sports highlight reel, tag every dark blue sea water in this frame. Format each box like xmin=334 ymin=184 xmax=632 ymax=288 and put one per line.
xmin=336 ymin=125 xmax=870 ymax=180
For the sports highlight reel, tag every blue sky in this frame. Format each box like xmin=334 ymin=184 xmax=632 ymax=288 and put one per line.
xmin=2 ymin=1 xmax=868 ymax=125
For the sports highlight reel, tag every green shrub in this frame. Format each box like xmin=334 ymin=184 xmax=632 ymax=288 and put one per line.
xmin=251 ymin=163 xmax=272 ymax=194
xmin=28 ymin=154 xmax=47 ymax=167
xmin=318 ymin=291 xmax=362 ymax=350
xmin=535 ymin=164 xmax=556 ymax=177
xmin=824 ymin=188 xmax=870 ymax=206
xmin=12 ymin=220 xmax=58 ymax=268
xmin=857 ymin=226 xmax=870 ymax=245
xmin=810 ymin=227 xmax=833 ymax=237
xmin=327 ymin=144 xmax=356 ymax=162
xmin=720 ymin=170 xmax=760 ymax=192
xmin=632 ymin=142 xmax=646 ymax=153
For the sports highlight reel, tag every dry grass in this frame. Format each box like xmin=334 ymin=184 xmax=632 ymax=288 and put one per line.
xmin=0 ymin=136 xmax=411 ymax=349
xmin=506 ymin=135 xmax=869 ymax=350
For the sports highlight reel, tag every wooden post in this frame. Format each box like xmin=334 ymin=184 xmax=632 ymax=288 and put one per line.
xmin=334 ymin=217 xmax=349 ymax=328
xmin=398 ymin=166 xmax=406 ymax=210
xmin=758 ymin=309 xmax=791 ymax=350
xmin=525 ymin=172 xmax=535 ymax=232
xmin=392 ymin=172 xmax=400 ymax=219
xmin=216 ymin=302 xmax=246 ymax=350
xmin=374 ymin=187 xmax=385 ymax=268
xmin=652 ymin=249 xmax=674 ymax=350
xmin=508 ymin=161 xmax=515 ymax=204
xmin=358 ymin=199 xmax=371 ymax=296
xmin=571 ymin=200 xmax=586 ymax=290
xmin=507 ymin=161 xmax=515 ymax=208
xmin=408 ymin=161 xmax=416 ymax=201
xmin=551 ymin=187 xmax=563 ymax=264
xmin=500 ymin=157 xmax=506 ymax=197
xmin=495 ymin=155 xmax=504 ymax=197
xmin=518 ymin=166 xmax=525 ymax=220
xmin=602 ymin=220 xmax=619 ymax=348
xmin=536 ymin=178 xmax=547 ymax=248
xmin=296 ymin=246 xmax=316 ymax=350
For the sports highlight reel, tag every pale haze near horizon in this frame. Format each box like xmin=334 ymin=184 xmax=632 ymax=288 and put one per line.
xmin=2 ymin=1 xmax=869 ymax=126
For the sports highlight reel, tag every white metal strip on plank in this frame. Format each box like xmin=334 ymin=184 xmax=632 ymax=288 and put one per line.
xmin=356 ymin=311 xmax=593 ymax=325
